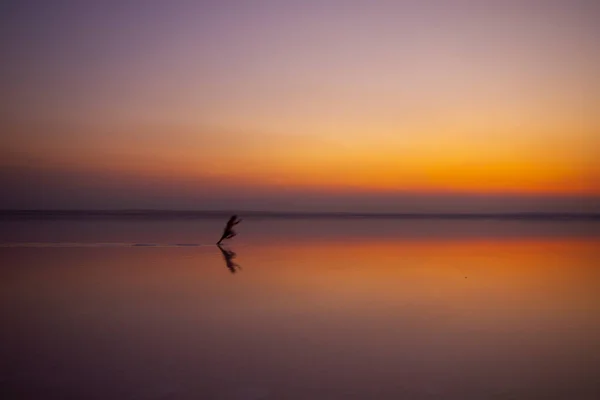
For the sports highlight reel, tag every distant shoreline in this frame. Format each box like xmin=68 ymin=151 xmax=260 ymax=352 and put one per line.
xmin=1 ymin=210 xmax=599 ymax=221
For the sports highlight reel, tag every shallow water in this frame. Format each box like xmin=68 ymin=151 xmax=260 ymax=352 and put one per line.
xmin=1 ymin=219 xmax=599 ymax=399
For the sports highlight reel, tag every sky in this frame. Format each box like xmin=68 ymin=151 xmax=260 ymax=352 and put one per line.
xmin=1 ymin=0 xmax=599 ymax=212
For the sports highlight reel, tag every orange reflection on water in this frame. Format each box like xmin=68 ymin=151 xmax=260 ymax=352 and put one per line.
xmin=240 ymin=238 xmax=600 ymax=317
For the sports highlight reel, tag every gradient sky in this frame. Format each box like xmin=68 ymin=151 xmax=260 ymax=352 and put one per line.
xmin=1 ymin=0 xmax=599 ymax=212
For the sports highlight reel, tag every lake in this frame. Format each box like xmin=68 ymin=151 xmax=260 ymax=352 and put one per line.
xmin=1 ymin=217 xmax=599 ymax=399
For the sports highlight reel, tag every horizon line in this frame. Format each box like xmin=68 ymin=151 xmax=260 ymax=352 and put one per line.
xmin=1 ymin=209 xmax=599 ymax=220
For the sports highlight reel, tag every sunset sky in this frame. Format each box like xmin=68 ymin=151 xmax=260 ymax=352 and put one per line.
xmin=1 ymin=0 xmax=598 ymax=212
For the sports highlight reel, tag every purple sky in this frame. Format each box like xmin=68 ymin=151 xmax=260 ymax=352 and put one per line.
xmin=1 ymin=0 xmax=599 ymax=211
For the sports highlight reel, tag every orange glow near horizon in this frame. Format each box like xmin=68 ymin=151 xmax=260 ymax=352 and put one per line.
xmin=10 ymin=129 xmax=596 ymax=197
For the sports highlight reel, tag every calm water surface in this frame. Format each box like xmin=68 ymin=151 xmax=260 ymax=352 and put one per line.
xmin=1 ymin=219 xmax=599 ymax=399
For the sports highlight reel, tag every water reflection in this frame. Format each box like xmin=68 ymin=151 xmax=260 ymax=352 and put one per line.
xmin=217 ymin=244 xmax=241 ymax=273
xmin=1 ymin=221 xmax=599 ymax=399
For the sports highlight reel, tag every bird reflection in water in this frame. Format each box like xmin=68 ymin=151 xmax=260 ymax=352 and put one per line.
xmin=217 ymin=244 xmax=241 ymax=274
